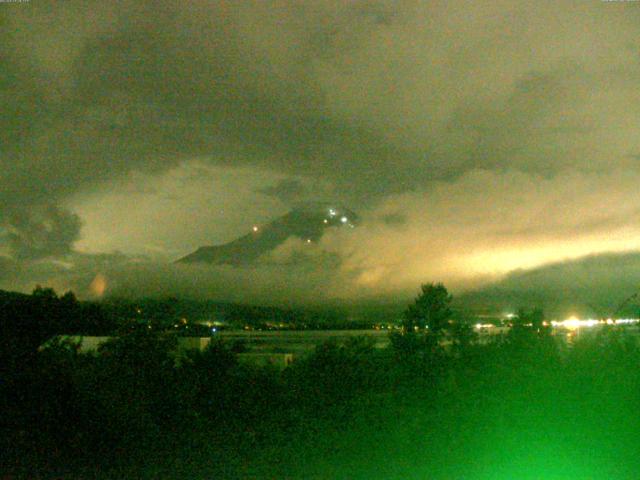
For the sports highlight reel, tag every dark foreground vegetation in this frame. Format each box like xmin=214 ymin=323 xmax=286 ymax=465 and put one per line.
xmin=3 ymin=286 xmax=640 ymax=479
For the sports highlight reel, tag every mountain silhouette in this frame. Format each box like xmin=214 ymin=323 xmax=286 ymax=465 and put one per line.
xmin=177 ymin=203 xmax=358 ymax=265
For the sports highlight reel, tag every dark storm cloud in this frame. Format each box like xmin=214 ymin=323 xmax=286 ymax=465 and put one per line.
xmin=3 ymin=1 xmax=639 ymax=202
xmin=255 ymin=176 xmax=337 ymax=207
xmin=2 ymin=0 xmax=640 ymax=299
xmin=4 ymin=205 xmax=82 ymax=260
xmin=0 ymin=0 xmax=421 ymax=187
xmin=0 ymin=0 xmax=423 ymax=258
xmin=258 ymin=179 xmax=309 ymax=205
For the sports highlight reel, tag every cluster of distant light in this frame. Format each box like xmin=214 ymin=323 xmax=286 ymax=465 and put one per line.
xmin=328 ymin=208 xmax=353 ymax=227
xmin=329 ymin=209 xmax=347 ymax=223
xmin=475 ymin=323 xmax=496 ymax=329
xmin=475 ymin=317 xmax=640 ymax=331
xmin=551 ymin=317 xmax=640 ymax=330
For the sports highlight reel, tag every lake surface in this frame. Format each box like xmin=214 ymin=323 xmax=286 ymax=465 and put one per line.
xmin=215 ymin=329 xmax=392 ymax=354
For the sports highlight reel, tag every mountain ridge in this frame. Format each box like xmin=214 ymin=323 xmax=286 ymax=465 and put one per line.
xmin=177 ymin=203 xmax=358 ymax=265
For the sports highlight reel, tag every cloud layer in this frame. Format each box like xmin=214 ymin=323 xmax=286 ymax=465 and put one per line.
xmin=2 ymin=1 xmax=640 ymax=304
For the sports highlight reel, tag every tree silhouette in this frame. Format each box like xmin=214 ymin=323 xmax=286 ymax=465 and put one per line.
xmin=402 ymin=283 xmax=453 ymax=337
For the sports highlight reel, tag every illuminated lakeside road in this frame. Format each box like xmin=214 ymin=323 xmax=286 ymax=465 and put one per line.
xmin=50 ymin=320 xmax=640 ymax=357
xmin=214 ymin=320 xmax=640 ymax=355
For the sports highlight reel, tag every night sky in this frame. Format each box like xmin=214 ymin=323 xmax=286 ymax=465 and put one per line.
xmin=2 ymin=1 xmax=640 ymax=309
